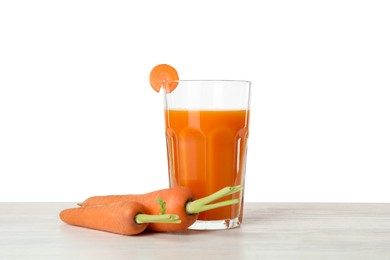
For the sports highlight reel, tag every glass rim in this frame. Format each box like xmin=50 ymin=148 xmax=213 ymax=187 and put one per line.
xmin=165 ymin=79 xmax=251 ymax=84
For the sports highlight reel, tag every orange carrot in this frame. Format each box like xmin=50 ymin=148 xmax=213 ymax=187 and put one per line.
xmin=149 ymin=64 xmax=179 ymax=93
xmin=59 ymin=201 xmax=180 ymax=235
xmin=78 ymin=185 xmax=242 ymax=232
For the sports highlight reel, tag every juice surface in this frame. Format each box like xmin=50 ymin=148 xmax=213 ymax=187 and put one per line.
xmin=165 ymin=109 xmax=249 ymax=221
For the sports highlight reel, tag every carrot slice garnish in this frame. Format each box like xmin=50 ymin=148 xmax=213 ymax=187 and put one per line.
xmin=149 ymin=64 xmax=179 ymax=93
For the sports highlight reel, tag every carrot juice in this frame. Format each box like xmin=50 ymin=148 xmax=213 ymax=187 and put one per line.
xmin=165 ymin=109 xmax=249 ymax=221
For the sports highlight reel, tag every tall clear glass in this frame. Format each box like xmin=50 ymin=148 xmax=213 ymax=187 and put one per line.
xmin=163 ymin=80 xmax=251 ymax=230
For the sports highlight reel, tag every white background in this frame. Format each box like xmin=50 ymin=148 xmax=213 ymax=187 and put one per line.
xmin=1 ymin=0 xmax=389 ymax=202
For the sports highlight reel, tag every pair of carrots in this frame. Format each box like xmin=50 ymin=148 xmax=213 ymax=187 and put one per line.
xmin=59 ymin=185 xmax=242 ymax=235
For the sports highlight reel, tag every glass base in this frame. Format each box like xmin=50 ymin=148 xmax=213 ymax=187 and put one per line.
xmin=188 ymin=217 xmax=241 ymax=230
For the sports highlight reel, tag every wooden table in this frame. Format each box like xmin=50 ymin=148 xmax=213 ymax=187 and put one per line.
xmin=1 ymin=203 xmax=389 ymax=259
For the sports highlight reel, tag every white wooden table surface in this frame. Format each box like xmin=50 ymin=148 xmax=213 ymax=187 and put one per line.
xmin=0 ymin=202 xmax=389 ymax=259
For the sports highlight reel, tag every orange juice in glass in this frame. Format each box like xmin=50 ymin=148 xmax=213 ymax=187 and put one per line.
xmin=163 ymin=80 xmax=250 ymax=230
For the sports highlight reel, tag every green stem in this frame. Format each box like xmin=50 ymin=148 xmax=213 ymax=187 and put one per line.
xmin=195 ymin=199 xmax=240 ymax=212
xmin=135 ymin=214 xmax=181 ymax=224
xmin=186 ymin=185 xmax=243 ymax=214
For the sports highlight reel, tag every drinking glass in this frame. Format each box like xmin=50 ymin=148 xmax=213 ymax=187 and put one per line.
xmin=163 ymin=80 xmax=251 ymax=230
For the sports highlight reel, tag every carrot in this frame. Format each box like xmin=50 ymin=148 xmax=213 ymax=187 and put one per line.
xmin=59 ymin=201 xmax=180 ymax=236
xmin=78 ymin=185 xmax=242 ymax=232
xmin=149 ymin=64 xmax=179 ymax=93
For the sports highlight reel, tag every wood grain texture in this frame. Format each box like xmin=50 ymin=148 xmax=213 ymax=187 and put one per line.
xmin=0 ymin=203 xmax=389 ymax=259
